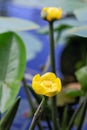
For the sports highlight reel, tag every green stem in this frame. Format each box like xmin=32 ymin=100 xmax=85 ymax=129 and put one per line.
xmin=49 ymin=21 xmax=59 ymax=130
xmin=46 ymin=116 xmax=52 ymax=130
xmin=60 ymin=105 xmax=68 ymax=130
xmin=22 ymin=78 xmax=43 ymax=130
xmin=22 ymin=78 xmax=35 ymax=113
xmin=49 ymin=22 xmax=56 ymax=73
xmin=66 ymin=101 xmax=84 ymax=130
xmin=0 ymin=111 xmax=1 ymax=120
xmin=76 ymin=96 xmax=87 ymax=130
xmin=0 ymin=97 xmax=20 ymax=130
xmin=29 ymin=97 xmax=47 ymax=130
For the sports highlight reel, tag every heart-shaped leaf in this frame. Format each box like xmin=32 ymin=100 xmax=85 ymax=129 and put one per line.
xmin=0 ymin=31 xmax=26 ymax=113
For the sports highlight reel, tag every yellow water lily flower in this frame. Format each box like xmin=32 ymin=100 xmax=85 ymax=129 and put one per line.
xmin=32 ymin=72 xmax=62 ymax=97
xmin=41 ymin=7 xmax=62 ymax=22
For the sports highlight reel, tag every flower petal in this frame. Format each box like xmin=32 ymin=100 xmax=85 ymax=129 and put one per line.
xmin=41 ymin=7 xmax=62 ymax=22
xmin=45 ymin=91 xmax=58 ymax=97
xmin=32 ymin=72 xmax=62 ymax=97
xmin=32 ymin=74 xmax=41 ymax=94
xmin=41 ymin=72 xmax=56 ymax=82
xmin=32 ymin=74 xmax=48 ymax=95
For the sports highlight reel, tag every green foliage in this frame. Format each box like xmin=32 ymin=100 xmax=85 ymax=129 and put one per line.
xmin=28 ymin=86 xmax=42 ymax=104
xmin=0 ymin=97 xmax=21 ymax=130
xmin=0 ymin=31 xmax=26 ymax=113
xmin=74 ymin=98 xmax=87 ymax=129
xmin=38 ymin=18 xmax=87 ymax=44
xmin=17 ymin=32 xmax=42 ymax=61
xmin=38 ymin=18 xmax=78 ymax=35
xmin=75 ymin=66 xmax=87 ymax=91
xmin=64 ymin=97 xmax=87 ymax=130
xmin=0 ymin=17 xmax=39 ymax=33
xmin=64 ymin=88 xmax=84 ymax=97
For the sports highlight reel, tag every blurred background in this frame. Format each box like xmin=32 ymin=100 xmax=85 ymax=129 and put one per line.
xmin=0 ymin=0 xmax=87 ymax=130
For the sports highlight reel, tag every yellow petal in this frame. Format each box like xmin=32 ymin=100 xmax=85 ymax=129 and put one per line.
xmin=41 ymin=7 xmax=63 ymax=21
xmin=56 ymin=8 xmax=62 ymax=19
xmin=32 ymin=74 xmax=48 ymax=95
xmin=41 ymin=72 xmax=56 ymax=82
xmin=45 ymin=91 xmax=58 ymax=97
xmin=32 ymin=72 xmax=62 ymax=97
xmin=32 ymin=74 xmax=41 ymax=93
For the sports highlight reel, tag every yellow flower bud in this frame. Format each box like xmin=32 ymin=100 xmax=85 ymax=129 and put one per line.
xmin=41 ymin=7 xmax=62 ymax=22
xmin=32 ymin=72 xmax=62 ymax=97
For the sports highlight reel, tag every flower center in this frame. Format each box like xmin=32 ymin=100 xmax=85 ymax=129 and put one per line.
xmin=41 ymin=80 xmax=53 ymax=89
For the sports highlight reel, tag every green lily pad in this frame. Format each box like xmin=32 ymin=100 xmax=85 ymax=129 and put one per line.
xmin=0 ymin=17 xmax=39 ymax=33
xmin=13 ymin=0 xmax=87 ymax=13
xmin=17 ymin=32 xmax=42 ymax=60
xmin=74 ymin=7 xmax=87 ymax=22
